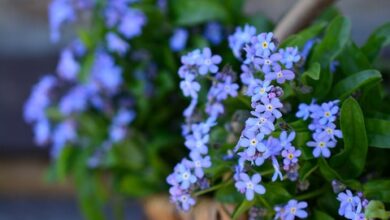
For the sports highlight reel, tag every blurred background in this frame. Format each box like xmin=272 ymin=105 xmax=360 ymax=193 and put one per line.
xmin=0 ymin=0 xmax=389 ymax=219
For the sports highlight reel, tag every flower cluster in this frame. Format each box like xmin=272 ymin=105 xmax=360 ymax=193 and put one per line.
xmin=24 ymin=75 xmax=57 ymax=145
xmin=274 ymin=200 xmax=308 ymax=220
xmin=167 ymin=48 xmax=239 ymax=211
xmin=228 ymin=25 xmax=257 ymax=59
xmin=231 ymin=29 xmax=302 ymax=200
xmin=296 ymin=100 xmax=342 ymax=158
xmin=337 ymin=189 xmax=369 ymax=219
xmin=25 ymin=0 xmax=149 ymax=158
xmin=49 ymin=0 xmax=94 ymax=42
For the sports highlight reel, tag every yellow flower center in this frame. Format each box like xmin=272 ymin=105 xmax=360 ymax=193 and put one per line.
xmin=288 ymin=153 xmax=294 ymax=159
xmin=262 ymin=41 xmax=268 ymax=49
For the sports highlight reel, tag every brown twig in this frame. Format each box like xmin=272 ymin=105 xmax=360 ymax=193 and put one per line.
xmin=274 ymin=0 xmax=337 ymax=41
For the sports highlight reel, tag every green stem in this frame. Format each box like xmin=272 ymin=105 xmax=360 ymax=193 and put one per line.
xmin=194 ymin=179 xmax=233 ymax=197
xmin=295 ymin=185 xmax=327 ymax=201
xmin=260 ymin=169 xmax=275 ymax=176
xmin=302 ymin=164 xmax=319 ymax=180
xmin=258 ymin=196 xmax=272 ymax=209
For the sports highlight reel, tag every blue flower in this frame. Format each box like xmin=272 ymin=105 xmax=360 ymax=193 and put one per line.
xmin=52 ymin=120 xmax=77 ymax=157
xmin=279 ymin=47 xmax=301 ymax=69
xmin=238 ymin=131 xmax=266 ymax=156
xmin=180 ymin=74 xmax=201 ymax=99
xmin=57 ymin=49 xmax=79 ymax=81
xmin=301 ymin=39 xmax=316 ymax=60
xmin=307 ymin=135 xmax=336 ymax=158
xmin=184 ymin=152 xmax=211 ymax=178
xmin=235 ymin=173 xmax=265 ymax=200
xmin=203 ymin=22 xmax=223 ymax=45
xmin=283 ymin=200 xmax=308 ymax=220
xmin=278 ymin=131 xmax=296 ymax=149
xmin=254 ymin=32 xmax=276 ymax=58
xmin=24 ymin=75 xmax=57 ymax=123
xmin=106 ymin=32 xmax=129 ymax=55
xmin=59 ymin=86 xmax=88 ymax=116
xmin=268 ymin=157 xmax=282 ymax=182
xmin=255 ymin=96 xmax=283 ymax=119
xmin=91 ymin=51 xmax=123 ymax=94
xmin=337 ymin=190 xmax=360 ymax=217
xmin=184 ymin=132 xmax=209 ymax=155
xmin=246 ymin=113 xmax=275 ymax=135
xmin=296 ymin=101 xmax=315 ymax=121
xmin=282 ymin=146 xmax=301 ymax=169
xmin=240 ymin=64 xmax=255 ymax=85
xmin=253 ymin=52 xmax=281 ymax=74
xmin=317 ymin=123 xmax=343 ymax=141
xmin=109 ymin=108 xmax=136 ymax=142
xmin=181 ymin=49 xmax=202 ymax=66
xmin=247 ymin=80 xmax=272 ymax=102
xmin=174 ymin=163 xmax=197 ymax=190
xmin=170 ymin=28 xmax=188 ymax=52
xmin=265 ymin=65 xmax=295 ymax=84
xmin=211 ymin=76 xmax=239 ymax=100
xmin=311 ymin=101 xmax=340 ymax=125
xmin=118 ymin=9 xmax=146 ymax=39
xmin=177 ymin=194 xmax=196 ymax=211
xmin=33 ymin=119 xmax=51 ymax=146
xmin=196 ymin=48 xmax=222 ymax=75
xmin=228 ymin=24 xmax=257 ymax=59
xmin=49 ymin=0 xmax=75 ymax=42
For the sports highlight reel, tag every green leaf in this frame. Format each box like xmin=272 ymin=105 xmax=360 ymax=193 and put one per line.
xmin=263 ymin=184 xmax=292 ymax=205
xmin=318 ymin=158 xmax=341 ymax=182
xmin=119 ymin=175 xmax=155 ymax=197
xmin=247 ymin=14 xmax=273 ymax=33
xmin=309 ymin=16 xmax=351 ymax=68
xmin=301 ymin=62 xmax=321 ymax=84
xmin=232 ymin=199 xmax=255 ymax=220
xmin=363 ymin=180 xmax=390 ymax=202
xmin=314 ymin=210 xmax=335 ymax=220
xmin=215 ymin=183 xmax=243 ymax=204
xmin=365 ymin=200 xmax=390 ymax=219
xmin=294 ymin=132 xmax=314 ymax=160
xmin=338 ymin=40 xmax=372 ymax=76
xmin=280 ymin=22 xmax=326 ymax=48
xmin=330 ymin=97 xmax=368 ymax=179
xmin=366 ymin=118 xmax=390 ymax=148
xmin=172 ymin=0 xmax=228 ymax=26
xmin=332 ymin=69 xmax=382 ymax=100
xmin=361 ymin=22 xmax=390 ymax=62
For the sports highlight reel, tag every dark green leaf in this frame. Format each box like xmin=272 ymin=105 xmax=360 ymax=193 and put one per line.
xmin=232 ymin=199 xmax=255 ymax=220
xmin=330 ymin=97 xmax=368 ymax=179
xmin=280 ymin=22 xmax=326 ymax=48
xmin=364 ymin=180 xmax=390 ymax=202
xmin=301 ymin=62 xmax=321 ymax=84
xmin=318 ymin=158 xmax=341 ymax=182
xmin=338 ymin=40 xmax=372 ymax=76
xmin=263 ymin=183 xmax=292 ymax=205
xmin=172 ymin=0 xmax=228 ymax=26
xmin=313 ymin=210 xmax=335 ymax=220
xmin=310 ymin=16 xmax=351 ymax=68
xmin=361 ymin=22 xmax=390 ymax=62
xmin=215 ymin=183 xmax=243 ymax=204
xmin=366 ymin=118 xmax=390 ymax=148
xmin=332 ymin=69 xmax=382 ymax=100
xmin=119 ymin=175 xmax=155 ymax=197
